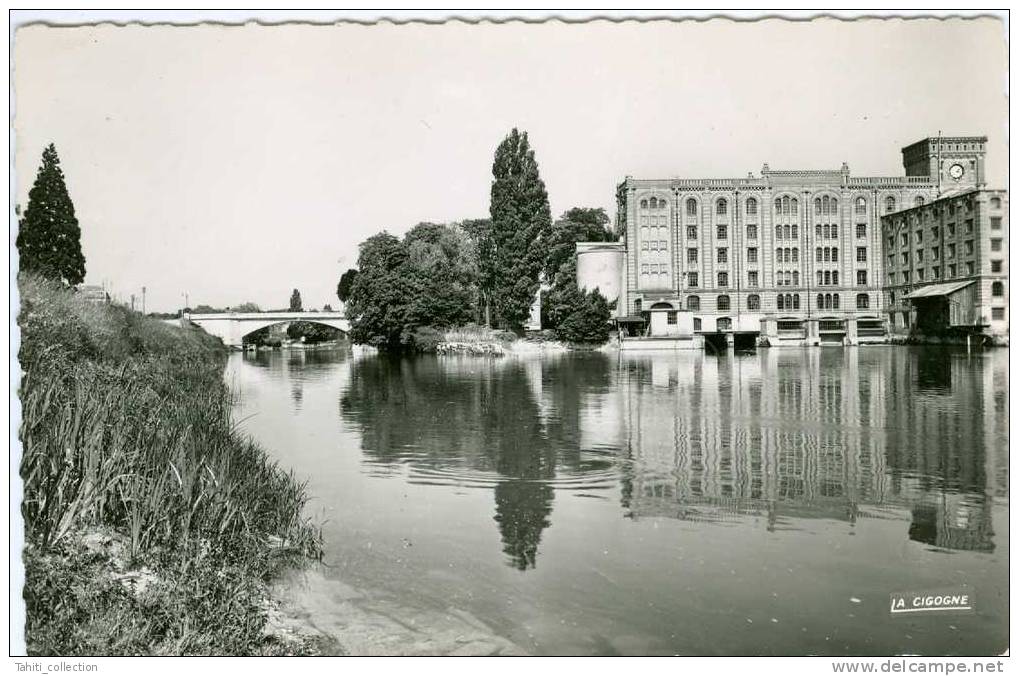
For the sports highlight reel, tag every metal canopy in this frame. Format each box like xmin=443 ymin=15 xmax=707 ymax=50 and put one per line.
xmin=903 ymin=280 xmax=975 ymax=299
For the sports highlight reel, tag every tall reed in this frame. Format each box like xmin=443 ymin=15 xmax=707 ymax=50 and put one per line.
xmin=18 ymin=275 xmax=322 ymax=654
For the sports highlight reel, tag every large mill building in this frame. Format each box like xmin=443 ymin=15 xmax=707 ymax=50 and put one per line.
xmin=578 ymin=135 xmax=1007 ymax=347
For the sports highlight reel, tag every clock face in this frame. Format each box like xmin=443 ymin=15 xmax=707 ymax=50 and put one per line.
xmin=949 ymin=163 xmax=965 ymax=180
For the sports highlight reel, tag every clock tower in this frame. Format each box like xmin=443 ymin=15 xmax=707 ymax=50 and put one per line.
xmin=901 ymin=135 xmax=986 ymax=190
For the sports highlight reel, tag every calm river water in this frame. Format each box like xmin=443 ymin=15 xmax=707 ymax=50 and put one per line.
xmin=226 ymin=346 xmax=1008 ymax=656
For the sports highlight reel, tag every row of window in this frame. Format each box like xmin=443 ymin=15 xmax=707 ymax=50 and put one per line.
xmin=890 ymin=262 xmax=985 ymax=284
xmin=649 ymin=221 xmax=879 ymax=247
xmin=888 ymin=239 xmax=998 ymax=268
xmin=644 ymin=292 xmax=871 ymax=312
xmin=640 ymin=266 xmax=870 ymax=289
xmin=640 ymin=194 xmax=917 ymax=218
xmin=889 ymin=223 xmax=1002 ymax=250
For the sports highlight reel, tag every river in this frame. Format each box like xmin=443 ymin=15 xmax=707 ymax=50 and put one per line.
xmin=225 ymin=345 xmax=1008 ymax=656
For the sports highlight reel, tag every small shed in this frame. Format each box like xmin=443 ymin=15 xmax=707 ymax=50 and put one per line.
xmin=903 ymin=280 xmax=981 ymax=332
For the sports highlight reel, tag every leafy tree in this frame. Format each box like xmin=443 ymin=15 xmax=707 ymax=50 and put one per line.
xmin=542 ymin=207 xmax=615 ymax=281
xmin=233 ymin=302 xmax=261 ymax=312
xmin=346 ymin=232 xmax=412 ymax=348
xmin=460 ymin=218 xmax=495 ymax=326
xmin=402 ymin=222 xmax=477 ymax=330
xmin=323 ymin=304 xmax=333 ymax=311
xmin=345 ymin=224 xmax=481 ymax=350
xmin=488 ymin=129 xmax=553 ymax=330
xmin=336 ymin=269 xmax=358 ymax=303
xmin=289 ymin=289 xmax=302 ymax=312
xmin=17 ymin=144 xmax=86 ymax=285
xmin=562 ymin=207 xmax=612 ymax=229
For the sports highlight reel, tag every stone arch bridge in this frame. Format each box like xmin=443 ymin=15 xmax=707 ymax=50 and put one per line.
xmin=185 ymin=311 xmax=350 ymax=348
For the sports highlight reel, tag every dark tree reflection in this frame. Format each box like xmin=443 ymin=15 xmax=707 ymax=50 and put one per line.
xmin=341 ymin=354 xmax=568 ymax=569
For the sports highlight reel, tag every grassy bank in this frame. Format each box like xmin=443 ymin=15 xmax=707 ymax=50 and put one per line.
xmin=18 ymin=275 xmax=324 ymax=655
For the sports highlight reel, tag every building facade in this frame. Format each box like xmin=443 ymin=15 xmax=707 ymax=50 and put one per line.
xmin=882 ymin=187 xmax=1008 ymax=338
xmin=613 ymin=135 xmax=1002 ymax=344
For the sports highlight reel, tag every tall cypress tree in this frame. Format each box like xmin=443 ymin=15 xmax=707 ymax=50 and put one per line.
xmin=489 ymin=129 xmax=553 ymax=330
xmin=289 ymin=289 xmax=303 ymax=312
xmin=17 ymin=144 xmax=86 ymax=285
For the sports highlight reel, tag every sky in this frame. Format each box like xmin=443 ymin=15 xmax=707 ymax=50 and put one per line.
xmin=14 ymin=16 xmax=1008 ymax=313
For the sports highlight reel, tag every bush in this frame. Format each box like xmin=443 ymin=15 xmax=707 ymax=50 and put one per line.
xmin=552 ymin=288 xmax=611 ymax=344
xmin=410 ymin=326 xmax=443 ymax=352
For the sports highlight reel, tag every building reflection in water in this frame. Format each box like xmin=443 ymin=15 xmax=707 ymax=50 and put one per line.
xmin=615 ymin=348 xmax=1004 ymax=553
xmin=338 ymin=347 xmax=1006 ymax=569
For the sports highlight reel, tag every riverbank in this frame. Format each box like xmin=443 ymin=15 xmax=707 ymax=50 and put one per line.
xmin=409 ymin=325 xmax=605 ymax=356
xmin=17 ymin=275 xmax=326 ymax=655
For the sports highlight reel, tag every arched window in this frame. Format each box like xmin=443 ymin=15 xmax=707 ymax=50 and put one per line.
xmin=823 ymin=293 xmax=832 ymax=309
xmin=792 ymin=248 xmax=799 ymax=263
xmin=782 ymin=196 xmax=790 ymax=215
xmin=831 ymin=224 xmax=838 ymax=238
xmin=816 ymin=247 xmax=822 ymax=262
xmin=792 ymin=294 xmax=800 ymax=310
xmin=793 ymin=271 xmax=800 ymax=285
xmin=817 ymin=293 xmax=824 ymax=309
xmin=775 ymin=225 xmax=782 ymax=239
xmin=718 ymin=272 xmax=728 ymax=287
xmin=815 ymin=198 xmax=822 ymax=215
xmin=885 ymin=196 xmax=896 ymax=213
xmin=746 ymin=197 xmax=757 ymax=215
xmin=717 ymin=317 xmax=732 ymax=331
xmin=748 ymin=294 xmax=761 ymax=310
xmin=791 ymin=225 xmax=798 ymax=238
xmin=856 ymin=293 xmax=870 ymax=309
xmin=815 ymin=224 xmax=822 ymax=238
xmin=686 ymin=198 xmax=698 ymax=216
xmin=832 ymin=247 xmax=838 ymax=261
xmin=855 ymin=197 xmax=867 ymax=214
xmin=717 ymin=295 xmax=730 ymax=311
xmin=817 ymin=271 xmax=823 ymax=286
xmin=991 ymin=197 xmax=1002 ymax=209
xmin=784 ymin=248 xmax=792 ymax=263
xmin=821 ymin=196 xmax=829 ymax=215
xmin=650 ymin=197 xmax=658 ymax=209
xmin=774 ymin=198 xmax=782 ymax=214
xmin=831 ymin=197 xmax=838 ymax=214
xmin=775 ymin=248 xmax=782 ymax=263
xmin=823 ymin=247 xmax=830 ymax=262
xmin=716 ymin=198 xmax=728 ymax=215
xmin=791 ymin=198 xmax=799 ymax=214
xmin=833 ymin=294 xmax=840 ymax=309
xmin=915 ymin=196 xmax=925 ymax=208
xmin=832 ymin=271 xmax=839 ymax=285
xmin=640 ymin=199 xmax=648 ymax=209
xmin=687 ymin=295 xmax=700 ymax=311
xmin=784 ymin=225 xmax=791 ymax=239
xmin=693 ymin=317 xmax=702 ymax=331
xmin=777 ymin=295 xmax=785 ymax=310
xmin=992 ymin=281 xmax=1004 ymax=297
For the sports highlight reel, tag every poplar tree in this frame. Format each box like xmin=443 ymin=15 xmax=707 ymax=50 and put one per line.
xmin=488 ymin=129 xmax=553 ymax=330
xmin=289 ymin=289 xmax=303 ymax=312
xmin=17 ymin=144 xmax=86 ymax=285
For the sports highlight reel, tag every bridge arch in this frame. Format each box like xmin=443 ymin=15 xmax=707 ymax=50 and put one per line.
xmin=240 ymin=319 xmax=348 ymax=345
xmin=187 ymin=312 xmax=350 ymax=348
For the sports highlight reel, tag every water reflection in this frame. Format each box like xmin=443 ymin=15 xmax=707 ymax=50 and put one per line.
xmin=338 ymin=348 xmax=1006 ymax=569
xmin=619 ymin=349 xmax=1004 ymax=552
xmin=339 ymin=354 xmax=614 ymax=569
